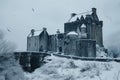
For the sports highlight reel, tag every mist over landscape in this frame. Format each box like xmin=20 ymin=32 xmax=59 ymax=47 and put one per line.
xmin=0 ymin=0 xmax=120 ymax=51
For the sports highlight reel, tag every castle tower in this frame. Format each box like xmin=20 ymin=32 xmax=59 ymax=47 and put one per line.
xmin=40 ymin=27 xmax=49 ymax=51
xmin=91 ymin=8 xmax=103 ymax=47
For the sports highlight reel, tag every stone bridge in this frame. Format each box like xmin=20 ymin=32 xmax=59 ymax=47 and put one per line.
xmin=14 ymin=51 xmax=50 ymax=72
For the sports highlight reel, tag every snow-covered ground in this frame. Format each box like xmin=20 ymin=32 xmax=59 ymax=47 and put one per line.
xmin=0 ymin=55 xmax=25 ymax=80
xmin=25 ymin=55 xmax=120 ymax=80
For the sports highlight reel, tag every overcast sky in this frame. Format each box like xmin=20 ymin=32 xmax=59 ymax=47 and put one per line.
xmin=0 ymin=0 xmax=120 ymax=51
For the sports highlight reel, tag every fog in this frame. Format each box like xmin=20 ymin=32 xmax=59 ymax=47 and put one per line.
xmin=0 ymin=0 xmax=120 ymax=51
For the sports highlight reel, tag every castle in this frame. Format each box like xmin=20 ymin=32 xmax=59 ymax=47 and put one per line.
xmin=27 ymin=8 xmax=103 ymax=57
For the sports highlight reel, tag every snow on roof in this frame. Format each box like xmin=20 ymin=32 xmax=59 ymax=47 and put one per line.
xmin=34 ymin=31 xmax=42 ymax=36
xmin=67 ymin=31 xmax=78 ymax=36
xmin=81 ymin=24 xmax=86 ymax=28
xmin=28 ymin=31 xmax=42 ymax=37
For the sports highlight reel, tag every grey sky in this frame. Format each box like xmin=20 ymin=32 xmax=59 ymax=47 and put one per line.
xmin=0 ymin=0 xmax=120 ymax=51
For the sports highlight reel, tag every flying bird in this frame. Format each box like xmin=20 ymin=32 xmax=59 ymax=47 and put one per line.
xmin=32 ymin=8 xmax=35 ymax=12
xmin=71 ymin=13 xmax=77 ymax=17
xmin=68 ymin=13 xmax=77 ymax=22
xmin=7 ymin=28 xmax=11 ymax=32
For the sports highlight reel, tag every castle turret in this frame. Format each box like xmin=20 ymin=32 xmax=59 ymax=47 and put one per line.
xmin=31 ymin=29 xmax=35 ymax=36
xmin=91 ymin=8 xmax=99 ymax=22
xmin=56 ymin=29 xmax=60 ymax=34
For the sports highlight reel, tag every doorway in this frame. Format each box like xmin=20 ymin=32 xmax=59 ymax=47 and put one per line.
xmin=59 ymin=47 xmax=62 ymax=52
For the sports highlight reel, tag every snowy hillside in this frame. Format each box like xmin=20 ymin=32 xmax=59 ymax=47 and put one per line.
xmin=25 ymin=55 xmax=120 ymax=80
xmin=0 ymin=55 xmax=25 ymax=80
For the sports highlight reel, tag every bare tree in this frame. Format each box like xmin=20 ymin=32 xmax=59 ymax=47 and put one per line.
xmin=0 ymin=29 xmax=16 ymax=56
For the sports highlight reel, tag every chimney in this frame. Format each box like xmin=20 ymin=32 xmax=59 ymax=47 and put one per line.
xmin=56 ymin=29 xmax=60 ymax=34
xmin=31 ymin=29 xmax=35 ymax=36
xmin=92 ymin=8 xmax=96 ymax=14
xmin=43 ymin=27 xmax=47 ymax=31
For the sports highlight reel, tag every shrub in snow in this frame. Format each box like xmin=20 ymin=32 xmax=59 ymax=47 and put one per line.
xmin=65 ymin=60 xmax=78 ymax=69
xmin=103 ymin=63 xmax=112 ymax=71
xmin=80 ymin=65 xmax=91 ymax=72
xmin=80 ymin=63 xmax=97 ymax=73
